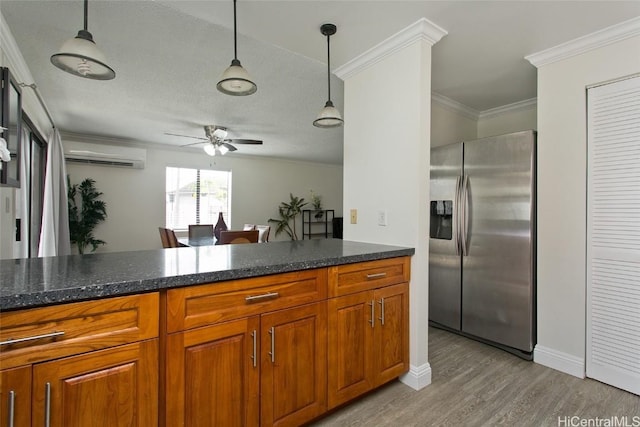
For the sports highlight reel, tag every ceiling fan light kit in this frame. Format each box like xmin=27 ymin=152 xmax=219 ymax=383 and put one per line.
xmin=313 ymin=23 xmax=343 ymax=128
xmin=217 ymin=0 xmax=257 ymax=96
xmin=50 ymin=0 xmax=115 ymax=80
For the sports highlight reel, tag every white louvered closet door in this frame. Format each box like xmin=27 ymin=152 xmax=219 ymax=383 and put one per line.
xmin=587 ymin=75 xmax=640 ymax=395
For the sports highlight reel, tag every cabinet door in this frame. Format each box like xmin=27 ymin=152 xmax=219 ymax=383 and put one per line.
xmin=0 ymin=366 xmax=31 ymax=427
xmin=166 ymin=317 xmax=260 ymax=427
xmin=261 ymin=302 xmax=327 ymax=427
xmin=32 ymin=339 xmax=158 ymax=427
xmin=327 ymin=291 xmax=374 ymax=409
xmin=373 ymin=283 xmax=409 ymax=386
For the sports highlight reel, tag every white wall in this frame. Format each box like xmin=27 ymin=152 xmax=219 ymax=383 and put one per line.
xmin=535 ymin=34 xmax=640 ymax=375
xmin=66 ymin=142 xmax=343 ymax=253
xmin=431 ymin=102 xmax=477 ymax=147
xmin=341 ymin=36 xmax=433 ymax=389
xmin=477 ymin=104 xmax=537 ymax=138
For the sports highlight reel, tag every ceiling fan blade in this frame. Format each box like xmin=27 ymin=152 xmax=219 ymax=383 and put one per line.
xmin=222 ymin=142 xmax=238 ymax=152
xmin=227 ymin=139 xmax=263 ymax=145
xmin=179 ymin=141 xmax=207 ymax=147
xmin=164 ymin=132 xmax=208 ymax=141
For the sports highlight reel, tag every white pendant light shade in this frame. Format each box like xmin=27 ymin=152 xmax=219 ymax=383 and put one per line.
xmin=204 ymin=144 xmax=217 ymax=156
xmin=217 ymin=0 xmax=256 ymax=96
xmin=313 ymin=100 xmax=343 ymax=128
xmin=314 ymin=23 xmax=343 ymax=128
xmin=50 ymin=0 xmax=115 ymax=80
xmin=217 ymin=59 xmax=257 ymax=96
xmin=51 ymin=30 xmax=115 ymax=80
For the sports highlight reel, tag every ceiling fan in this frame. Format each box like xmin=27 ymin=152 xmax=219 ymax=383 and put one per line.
xmin=165 ymin=125 xmax=263 ymax=156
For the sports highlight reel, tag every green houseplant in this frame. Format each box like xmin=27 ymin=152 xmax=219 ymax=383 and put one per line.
xmin=268 ymin=193 xmax=307 ymax=240
xmin=68 ymin=177 xmax=107 ymax=254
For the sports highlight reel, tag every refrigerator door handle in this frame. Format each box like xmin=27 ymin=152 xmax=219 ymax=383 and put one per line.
xmin=461 ymin=174 xmax=470 ymax=256
xmin=454 ymin=175 xmax=462 ymax=256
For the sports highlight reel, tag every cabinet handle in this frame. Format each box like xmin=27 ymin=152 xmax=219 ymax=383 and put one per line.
xmin=250 ymin=330 xmax=257 ymax=368
xmin=268 ymin=327 xmax=275 ymax=363
xmin=7 ymin=390 xmax=15 ymax=427
xmin=245 ymin=292 xmax=280 ymax=304
xmin=366 ymin=272 xmax=387 ymax=279
xmin=0 ymin=331 xmax=65 ymax=347
xmin=44 ymin=382 xmax=51 ymax=427
xmin=368 ymin=300 xmax=375 ymax=328
xmin=378 ymin=298 xmax=385 ymax=326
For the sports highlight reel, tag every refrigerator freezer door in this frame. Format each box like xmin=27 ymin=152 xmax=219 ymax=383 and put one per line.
xmin=461 ymin=131 xmax=535 ymax=352
xmin=429 ymin=143 xmax=463 ymax=330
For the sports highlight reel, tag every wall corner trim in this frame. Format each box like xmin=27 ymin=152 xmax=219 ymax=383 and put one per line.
xmin=400 ymin=362 xmax=432 ymax=391
xmin=335 ymin=18 xmax=447 ymax=80
xmin=534 ymin=345 xmax=585 ymax=379
xmin=525 ymin=15 xmax=640 ymax=68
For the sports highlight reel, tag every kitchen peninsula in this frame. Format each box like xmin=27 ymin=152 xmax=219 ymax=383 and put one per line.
xmin=1 ymin=239 xmax=413 ymax=426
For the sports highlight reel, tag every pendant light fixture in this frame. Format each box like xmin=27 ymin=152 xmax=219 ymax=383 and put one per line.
xmin=50 ymin=0 xmax=115 ymax=80
xmin=313 ymin=23 xmax=343 ymax=128
xmin=216 ymin=0 xmax=257 ymax=96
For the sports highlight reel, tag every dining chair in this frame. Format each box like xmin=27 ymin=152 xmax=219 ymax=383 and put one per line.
xmin=189 ymin=224 xmax=214 ymax=239
xmin=218 ymin=230 xmax=259 ymax=245
xmin=243 ymin=224 xmax=256 ymax=231
xmin=158 ymin=227 xmax=170 ymax=248
xmin=256 ymin=225 xmax=271 ymax=243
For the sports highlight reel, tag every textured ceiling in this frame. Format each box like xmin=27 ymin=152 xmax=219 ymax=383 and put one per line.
xmin=2 ymin=1 xmax=639 ymax=165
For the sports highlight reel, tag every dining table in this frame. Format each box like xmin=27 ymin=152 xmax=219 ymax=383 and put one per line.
xmin=178 ymin=236 xmax=217 ymax=247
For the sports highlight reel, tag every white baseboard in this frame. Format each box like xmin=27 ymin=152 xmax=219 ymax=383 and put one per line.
xmin=400 ymin=363 xmax=432 ymax=390
xmin=534 ymin=345 xmax=585 ymax=379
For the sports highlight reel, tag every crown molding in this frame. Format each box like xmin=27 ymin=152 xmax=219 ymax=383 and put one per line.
xmin=431 ymin=92 xmax=479 ymax=120
xmin=0 ymin=13 xmax=36 ymax=85
xmin=478 ymin=97 xmax=537 ymax=119
xmin=526 ymin=15 xmax=640 ymax=68
xmin=335 ymin=18 xmax=447 ymax=80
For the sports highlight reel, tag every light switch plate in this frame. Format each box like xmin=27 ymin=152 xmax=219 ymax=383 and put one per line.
xmin=350 ymin=209 xmax=357 ymax=224
xmin=377 ymin=210 xmax=387 ymax=226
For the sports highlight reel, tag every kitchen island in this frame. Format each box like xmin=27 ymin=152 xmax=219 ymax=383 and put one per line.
xmin=0 ymin=239 xmax=413 ymax=427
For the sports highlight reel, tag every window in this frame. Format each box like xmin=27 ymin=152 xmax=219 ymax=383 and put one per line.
xmin=165 ymin=167 xmax=231 ymax=230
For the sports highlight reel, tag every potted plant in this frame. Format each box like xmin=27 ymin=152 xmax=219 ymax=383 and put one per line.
xmin=310 ymin=190 xmax=324 ymax=221
xmin=68 ymin=177 xmax=107 ymax=254
xmin=268 ymin=193 xmax=307 ymax=240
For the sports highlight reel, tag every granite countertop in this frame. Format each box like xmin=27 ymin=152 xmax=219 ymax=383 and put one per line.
xmin=0 ymin=239 xmax=414 ymax=311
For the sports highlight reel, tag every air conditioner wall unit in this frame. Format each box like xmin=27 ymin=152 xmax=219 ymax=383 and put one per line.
xmin=63 ymin=141 xmax=146 ymax=169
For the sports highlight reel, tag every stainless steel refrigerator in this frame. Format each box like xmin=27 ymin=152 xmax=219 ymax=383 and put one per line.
xmin=429 ymin=130 xmax=536 ymax=359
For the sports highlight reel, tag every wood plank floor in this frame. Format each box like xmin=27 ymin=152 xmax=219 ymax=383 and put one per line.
xmin=312 ymin=327 xmax=640 ymax=426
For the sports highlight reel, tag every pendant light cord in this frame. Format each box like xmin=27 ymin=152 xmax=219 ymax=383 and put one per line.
xmin=83 ymin=0 xmax=88 ymax=31
xmin=326 ymin=33 xmax=332 ymax=102
xmin=233 ymin=0 xmax=238 ymax=60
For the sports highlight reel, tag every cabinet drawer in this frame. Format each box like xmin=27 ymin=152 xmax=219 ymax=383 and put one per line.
xmin=0 ymin=293 xmax=159 ymax=370
xmin=166 ymin=269 xmax=327 ymax=333
xmin=328 ymin=257 xmax=410 ymax=297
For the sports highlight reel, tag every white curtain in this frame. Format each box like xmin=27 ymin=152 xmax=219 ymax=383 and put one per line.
xmin=38 ymin=128 xmax=71 ymax=257
xmin=15 ymin=126 xmax=30 ymax=258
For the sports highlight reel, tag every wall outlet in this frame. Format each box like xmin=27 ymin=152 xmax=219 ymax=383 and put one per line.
xmin=377 ymin=210 xmax=388 ymax=226
xmin=350 ymin=209 xmax=357 ymax=224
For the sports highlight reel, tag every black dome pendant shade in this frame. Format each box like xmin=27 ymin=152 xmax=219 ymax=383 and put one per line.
xmin=217 ymin=0 xmax=257 ymax=96
xmin=50 ymin=0 xmax=115 ymax=80
xmin=313 ymin=23 xmax=343 ymax=128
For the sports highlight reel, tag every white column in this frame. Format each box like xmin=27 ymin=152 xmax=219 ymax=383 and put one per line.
xmin=336 ymin=18 xmax=447 ymax=390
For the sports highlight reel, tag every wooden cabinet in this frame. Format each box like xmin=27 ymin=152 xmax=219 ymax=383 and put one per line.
xmin=165 ymin=270 xmax=327 ymax=427
xmin=0 ymin=293 xmax=159 ymax=427
xmin=327 ymin=259 xmax=410 ymax=410
xmin=0 ymin=366 xmax=31 ymax=427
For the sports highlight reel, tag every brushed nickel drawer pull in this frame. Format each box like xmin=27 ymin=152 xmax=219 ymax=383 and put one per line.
xmin=378 ymin=298 xmax=385 ymax=326
xmin=366 ymin=272 xmax=387 ymax=279
xmin=268 ymin=327 xmax=275 ymax=363
xmin=0 ymin=331 xmax=65 ymax=347
xmin=245 ymin=292 xmax=280 ymax=304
